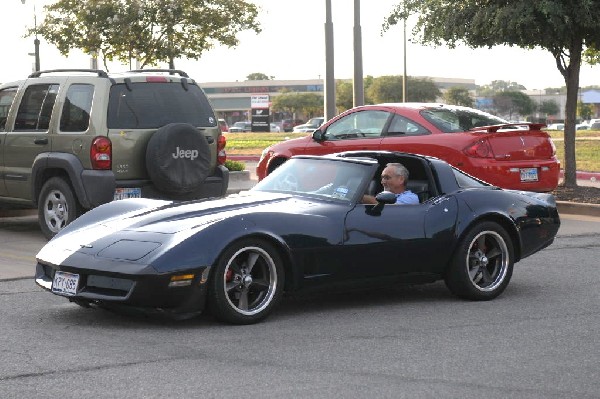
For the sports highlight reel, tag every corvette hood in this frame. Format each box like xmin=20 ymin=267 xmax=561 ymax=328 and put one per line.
xmin=37 ymin=191 xmax=325 ymax=265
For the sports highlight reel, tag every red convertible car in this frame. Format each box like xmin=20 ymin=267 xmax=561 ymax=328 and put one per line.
xmin=257 ymin=104 xmax=560 ymax=192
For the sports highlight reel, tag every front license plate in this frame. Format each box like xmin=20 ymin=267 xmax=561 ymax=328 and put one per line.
xmin=114 ymin=187 xmax=142 ymax=200
xmin=52 ymin=271 xmax=80 ymax=296
xmin=520 ymin=168 xmax=538 ymax=182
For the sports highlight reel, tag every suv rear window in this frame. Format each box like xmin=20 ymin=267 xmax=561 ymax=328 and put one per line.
xmin=107 ymin=82 xmax=216 ymax=129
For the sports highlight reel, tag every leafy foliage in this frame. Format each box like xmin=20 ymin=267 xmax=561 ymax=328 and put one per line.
xmin=246 ymin=72 xmax=274 ymax=80
xmin=34 ymin=0 xmax=260 ymax=69
xmin=271 ymin=92 xmax=323 ymax=118
xmin=493 ymin=91 xmax=535 ymax=120
xmin=367 ymin=75 xmax=440 ymax=103
xmin=577 ymin=102 xmax=593 ymax=120
xmin=443 ymin=87 xmax=473 ymax=107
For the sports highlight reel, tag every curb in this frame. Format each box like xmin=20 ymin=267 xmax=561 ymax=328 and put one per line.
xmin=559 ymin=170 xmax=600 ymax=183
xmin=556 ymin=201 xmax=600 ymax=218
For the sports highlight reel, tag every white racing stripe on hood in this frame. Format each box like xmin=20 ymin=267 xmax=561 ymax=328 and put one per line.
xmin=36 ymin=212 xmax=153 ymax=266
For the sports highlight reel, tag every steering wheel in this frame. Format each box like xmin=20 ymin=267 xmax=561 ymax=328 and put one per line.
xmin=348 ymin=129 xmax=366 ymax=137
xmin=274 ymin=173 xmax=299 ymax=191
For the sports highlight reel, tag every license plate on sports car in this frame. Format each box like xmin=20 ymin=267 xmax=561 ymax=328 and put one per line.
xmin=114 ymin=187 xmax=141 ymax=200
xmin=52 ymin=271 xmax=80 ymax=296
xmin=520 ymin=168 xmax=538 ymax=182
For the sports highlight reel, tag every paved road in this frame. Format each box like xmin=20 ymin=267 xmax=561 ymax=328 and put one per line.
xmin=0 ymin=227 xmax=599 ymax=398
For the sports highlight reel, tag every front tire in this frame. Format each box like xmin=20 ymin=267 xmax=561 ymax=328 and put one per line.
xmin=38 ymin=177 xmax=81 ymax=240
xmin=445 ymin=221 xmax=514 ymax=301
xmin=208 ymin=239 xmax=284 ymax=324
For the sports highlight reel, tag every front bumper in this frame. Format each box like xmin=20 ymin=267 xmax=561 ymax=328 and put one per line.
xmin=35 ymin=262 xmax=211 ymax=319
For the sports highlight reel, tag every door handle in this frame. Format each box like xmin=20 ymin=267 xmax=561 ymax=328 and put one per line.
xmin=34 ymin=138 xmax=49 ymax=145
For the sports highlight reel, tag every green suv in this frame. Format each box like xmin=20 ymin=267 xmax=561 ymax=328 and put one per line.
xmin=0 ymin=69 xmax=228 ymax=239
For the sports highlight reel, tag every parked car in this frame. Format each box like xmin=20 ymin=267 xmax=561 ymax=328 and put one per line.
xmin=228 ymin=121 xmax=252 ymax=132
xmin=258 ymin=104 xmax=560 ymax=192
xmin=218 ymin=118 xmax=229 ymax=132
xmin=270 ymin=122 xmax=281 ymax=132
xmin=282 ymin=118 xmax=304 ymax=132
xmin=0 ymin=68 xmax=228 ymax=239
xmin=35 ymin=151 xmax=559 ymax=324
xmin=546 ymin=123 xmax=564 ymax=130
xmin=293 ymin=116 xmax=325 ymax=132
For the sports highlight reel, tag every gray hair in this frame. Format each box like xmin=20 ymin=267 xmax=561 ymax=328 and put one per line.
xmin=386 ymin=162 xmax=409 ymax=181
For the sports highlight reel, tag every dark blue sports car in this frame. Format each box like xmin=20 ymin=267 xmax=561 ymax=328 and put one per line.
xmin=35 ymin=151 xmax=560 ymax=324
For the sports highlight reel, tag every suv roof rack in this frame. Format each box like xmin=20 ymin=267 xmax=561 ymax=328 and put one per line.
xmin=28 ymin=69 xmax=109 ymax=78
xmin=128 ymin=69 xmax=189 ymax=78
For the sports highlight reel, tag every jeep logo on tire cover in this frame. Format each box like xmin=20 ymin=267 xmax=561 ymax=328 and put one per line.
xmin=172 ymin=147 xmax=199 ymax=161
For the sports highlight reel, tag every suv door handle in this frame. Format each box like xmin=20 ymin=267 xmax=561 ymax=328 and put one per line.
xmin=34 ymin=138 xmax=49 ymax=145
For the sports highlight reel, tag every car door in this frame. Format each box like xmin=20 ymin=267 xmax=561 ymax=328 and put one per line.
xmin=342 ymin=196 xmax=459 ymax=278
xmin=3 ymin=81 xmax=61 ymax=200
xmin=304 ymin=109 xmax=390 ymax=155
xmin=0 ymin=86 xmax=20 ymax=197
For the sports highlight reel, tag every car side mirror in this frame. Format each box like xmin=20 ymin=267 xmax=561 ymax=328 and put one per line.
xmin=375 ymin=191 xmax=397 ymax=204
xmin=312 ymin=130 xmax=325 ymax=142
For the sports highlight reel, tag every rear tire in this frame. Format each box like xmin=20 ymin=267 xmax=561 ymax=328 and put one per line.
xmin=208 ymin=238 xmax=284 ymax=324
xmin=444 ymin=221 xmax=514 ymax=301
xmin=38 ymin=177 xmax=81 ymax=240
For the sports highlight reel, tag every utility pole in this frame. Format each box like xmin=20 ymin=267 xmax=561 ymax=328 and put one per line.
xmin=353 ymin=0 xmax=364 ymax=107
xmin=402 ymin=19 xmax=407 ymax=103
xmin=22 ymin=0 xmax=40 ymax=72
xmin=324 ymin=0 xmax=336 ymax=121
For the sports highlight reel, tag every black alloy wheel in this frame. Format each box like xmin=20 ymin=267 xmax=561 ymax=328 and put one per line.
xmin=208 ymin=239 xmax=284 ymax=324
xmin=445 ymin=221 xmax=514 ymax=300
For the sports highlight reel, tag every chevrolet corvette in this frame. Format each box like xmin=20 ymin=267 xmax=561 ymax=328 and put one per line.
xmin=35 ymin=151 xmax=560 ymax=324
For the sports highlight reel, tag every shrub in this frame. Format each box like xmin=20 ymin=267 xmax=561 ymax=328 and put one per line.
xmin=224 ymin=159 xmax=246 ymax=171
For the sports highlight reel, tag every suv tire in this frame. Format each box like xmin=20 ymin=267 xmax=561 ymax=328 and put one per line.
xmin=38 ymin=177 xmax=81 ymax=240
xmin=146 ymin=123 xmax=211 ymax=195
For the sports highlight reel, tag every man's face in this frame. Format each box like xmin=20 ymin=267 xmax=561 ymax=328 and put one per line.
xmin=380 ymin=166 xmax=405 ymax=194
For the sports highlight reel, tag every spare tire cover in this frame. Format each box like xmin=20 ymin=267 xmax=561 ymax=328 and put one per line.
xmin=146 ymin=123 xmax=211 ymax=194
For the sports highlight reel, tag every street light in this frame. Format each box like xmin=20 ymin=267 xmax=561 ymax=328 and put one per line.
xmin=21 ymin=0 xmax=40 ymax=72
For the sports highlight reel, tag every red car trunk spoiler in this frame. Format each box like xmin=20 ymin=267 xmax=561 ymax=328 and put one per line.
xmin=471 ymin=123 xmax=547 ymax=133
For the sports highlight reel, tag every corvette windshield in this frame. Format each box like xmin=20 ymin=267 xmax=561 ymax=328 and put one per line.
xmin=253 ymin=158 xmax=371 ymax=202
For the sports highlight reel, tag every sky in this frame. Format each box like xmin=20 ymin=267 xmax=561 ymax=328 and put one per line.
xmin=3 ymin=0 xmax=600 ymax=90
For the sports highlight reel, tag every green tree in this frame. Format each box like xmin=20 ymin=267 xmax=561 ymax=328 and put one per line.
xmin=246 ymin=72 xmax=274 ymax=80
xmin=539 ymin=100 xmax=560 ymax=118
xmin=271 ymin=92 xmax=323 ymax=118
xmin=367 ymin=75 xmax=439 ymax=103
xmin=336 ymin=76 xmax=375 ymax=112
xmin=385 ymin=1 xmax=600 ymax=187
xmin=444 ymin=87 xmax=473 ymax=107
xmin=34 ymin=0 xmax=260 ymax=70
xmin=493 ymin=91 xmax=536 ymax=120
xmin=477 ymin=80 xmax=527 ymax=97
xmin=336 ymin=80 xmax=354 ymax=112
xmin=577 ymin=102 xmax=593 ymax=121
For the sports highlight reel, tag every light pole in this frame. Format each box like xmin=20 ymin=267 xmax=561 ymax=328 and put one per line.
xmin=352 ymin=0 xmax=364 ymax=107
xmin=21 ymin=0 xmax=40 ymax=72
xmin=402 ymin=18 xmax=407 ymax=103
xmin=324 ymin=0 xmax=336 ymax=121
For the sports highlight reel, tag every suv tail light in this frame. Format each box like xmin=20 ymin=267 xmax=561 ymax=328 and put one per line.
xmin=217 ymin=135 xmax=227 ymax=165
xmin=464 ymin=138 xmax=494 ymax=158
xmin=91 ymin=136 xmax=112 ymax=170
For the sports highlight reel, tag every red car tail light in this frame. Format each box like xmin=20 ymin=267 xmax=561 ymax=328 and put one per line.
xmin=91 ymin=136 xmax=112 ymax=170
xmin=217 ymin=135 xmax=227 ymax=165
xmin=464 ymin=138 xmax=494 ymax=158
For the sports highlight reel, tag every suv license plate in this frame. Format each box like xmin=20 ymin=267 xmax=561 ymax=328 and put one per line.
xmin=114 ymin=188 xmax=142 ymax=200
xmin=520 ymin=168 xmax=539 ymax=182
xmin=52 ymin=271 xmax=79 ymax=296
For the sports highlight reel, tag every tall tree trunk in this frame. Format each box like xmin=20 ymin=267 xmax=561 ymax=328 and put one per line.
xmin=557 ymin=39 xmax=582 ymax=188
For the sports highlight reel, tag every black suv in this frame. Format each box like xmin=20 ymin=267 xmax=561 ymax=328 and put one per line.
xmin=0 ymin=69 xmax=228 ymax=238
